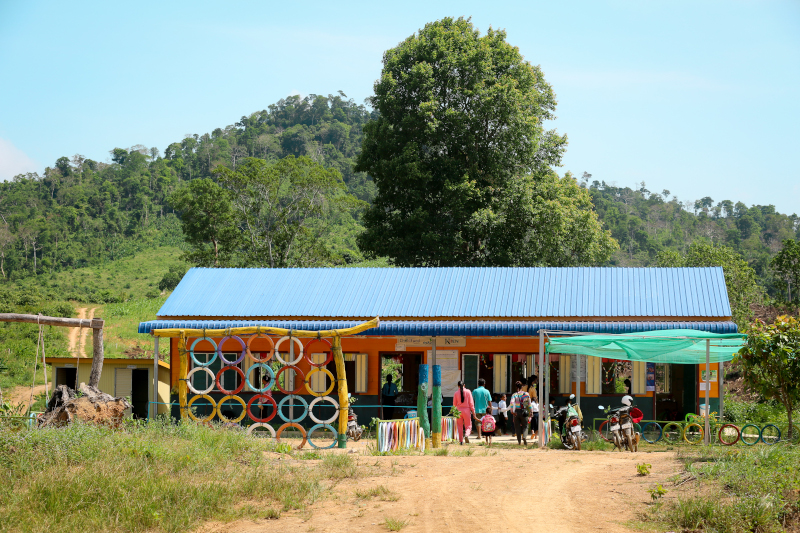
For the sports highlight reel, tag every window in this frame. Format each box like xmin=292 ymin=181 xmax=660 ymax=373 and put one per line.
xmin=601 ymin=360 xmax=632 ymax=395
xmin=309 ymin=352 xmax=332 ymax=394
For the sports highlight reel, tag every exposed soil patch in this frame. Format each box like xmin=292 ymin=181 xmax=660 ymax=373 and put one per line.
xmin=199 ymin=444 xmax=684 ymax=533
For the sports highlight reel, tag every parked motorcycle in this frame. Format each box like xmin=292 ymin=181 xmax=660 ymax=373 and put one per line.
xmin=553 ymin=405 xmax=586 ymax=450
xmin=599 ymin=395 xmax=640 ymax=452
xmin=346 ymin=400 xmax=362 ymax=441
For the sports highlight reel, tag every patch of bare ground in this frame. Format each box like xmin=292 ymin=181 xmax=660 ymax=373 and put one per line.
xmin=198 ymin=445 xmax=684 ymax=533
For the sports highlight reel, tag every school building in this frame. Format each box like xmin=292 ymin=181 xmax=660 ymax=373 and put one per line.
xmin=137 ymin=266 xmax=735 ymax=425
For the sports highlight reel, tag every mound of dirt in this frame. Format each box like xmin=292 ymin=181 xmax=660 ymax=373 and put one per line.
xmin=38 ymin=384 xmax=131 ymax=427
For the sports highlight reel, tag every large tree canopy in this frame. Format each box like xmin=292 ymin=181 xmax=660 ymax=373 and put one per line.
xmin=771 ymin=239 xmax=800 ymax=304
xmin=356 ymin=17 xmax=613 ymax=266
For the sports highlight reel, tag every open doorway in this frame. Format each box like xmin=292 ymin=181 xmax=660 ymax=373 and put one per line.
xmin=131 ymin=369 xmax=149 ymax=419
xmin=380 ymin=352 xmax=422 ymax=419
xmin=55 ymin=367 xmax=76 ymax=389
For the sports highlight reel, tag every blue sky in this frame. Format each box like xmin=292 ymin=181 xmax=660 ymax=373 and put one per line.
xmin=1 ymin=1 xmax=798 ymax=214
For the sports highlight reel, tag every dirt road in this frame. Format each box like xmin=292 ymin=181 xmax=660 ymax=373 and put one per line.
xmin=201 ymin=444 xmax=683 ymax=533
xmin=68 ymin=307 xmax=95 ymax=357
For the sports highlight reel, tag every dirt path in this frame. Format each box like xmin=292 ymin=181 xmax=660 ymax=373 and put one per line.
xmin=200 ymin=445 xmax=683 ymax=533
xmin=75 ymin=307 xmax=95 ymax=357
xmin=3 ymin=384 xmax=47 ymax=410
xmin=68 ymin=307 xmax=86 ymax=356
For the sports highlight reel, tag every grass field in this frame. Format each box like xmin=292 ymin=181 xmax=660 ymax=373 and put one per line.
xmin=98 ymin=297 xmax=168 ymax=359
xmin=44 ymin=246 xmax=185 ymax=302
xmin=0 ymin=419 xmax=360 ymax=533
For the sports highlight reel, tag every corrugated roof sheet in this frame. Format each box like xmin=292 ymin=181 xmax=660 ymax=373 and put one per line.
xmin=155 ymin=267 xmax=732 ymax=319
xmin=138 ymin=319 xmax=738 ymax=336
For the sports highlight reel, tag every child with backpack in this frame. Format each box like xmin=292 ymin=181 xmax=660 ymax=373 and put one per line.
xmin=508 ymin=380 xmax=532 ymax=446
xmin=480 ymin=409 xmax=496 ymax=446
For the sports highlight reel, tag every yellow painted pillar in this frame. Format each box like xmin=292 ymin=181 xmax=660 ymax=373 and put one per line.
xmin=178 ymin=333 xmax=188 ymax=420
xmin=332 ymin=335 xmax=349 ymax=448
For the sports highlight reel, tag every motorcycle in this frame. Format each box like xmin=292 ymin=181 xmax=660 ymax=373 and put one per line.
xmin=553 ymin=405 xmax=586 ymax=450
xmin=346 ymin=404 xmax=362 ymax=441
xmin=598 ymin=403 xmax=640 ymax=452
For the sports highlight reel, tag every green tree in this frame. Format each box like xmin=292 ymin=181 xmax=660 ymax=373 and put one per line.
xmin=158 ymin=265 xmax=187 ymax=292
xmin=656 ymin=243 xmax=762 ymax=326
xmin=215 ymin=156 xmax=362 ymax=268
xmin=356 ymin=17 xmax=607 ymax=267
xmin=168 ymin=179 xmax=239 ymax=267
xmin=736 ymin=315 xmax=800 ymax=437
xmin=771 ymin=239 xmax=800 ymax=303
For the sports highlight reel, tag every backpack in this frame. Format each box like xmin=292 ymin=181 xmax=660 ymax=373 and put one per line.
xmin=481 ymin=415 xmax=496 ymax=433
xmin=516 ymin=392 xmax=531 ymax=417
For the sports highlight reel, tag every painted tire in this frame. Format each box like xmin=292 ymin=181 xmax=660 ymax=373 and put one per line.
xmin=642 ymin=422 xmax=663 ymax=444
xmin=217 ymin=395 xmax=247 ymax=423
xmin=276 ymin=422 xmax=307 ymax=449
xmin=245 ymin=363 xmax=275 ymax=393
xmin=740 ymin=424 xmax=761 ymax=445
xmin=304 ymin=367 xmax=335 ymax=397
xmin=275 ymin=365 xmax=305 ymax=395
xmin=303 ymin=338 xmax=333 ymax=367
xmin=187 ymin=394 xmax=216 ymax=422
xmin=662 ymin=422 xmax=683 ymax=444
xmin=718 ymin=424 xmax=740 ymax=446
xmin=308 ymin=395 xmax=339 ymax=424
xmin=218 ymin=335 xmax=246 ymax=365
xmin=246 ymin=394 xmax=277 ymax=423
xmin=274 ymin=336 xmax=304 ymax=366
xmin=247 ymin=423 xmax=276 ymax=438
xmin=186 ymin=367 xmax=215 ymax=394
xmin=307 ymin=423 xmax=338 ymax=449
xmin=277 ymin=395 xmax=309 ymax=423
xmin=761 ymin=424 xmax=781 ymax=445
xmin=683 ymin=423 xmax=704 ymax=445
xmin=246 ymin=333 xmax=274 ymax=364
xmin=598 ymin=420 xmax=613 ymax=443
xmin=190 ymin=337 xmax=218 ymax=367
xmin=216 ymin=366 xmax=245 ymax=395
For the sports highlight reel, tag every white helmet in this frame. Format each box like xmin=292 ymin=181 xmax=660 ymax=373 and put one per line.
xmin=621 ymin=395 xmax=633 ymax=406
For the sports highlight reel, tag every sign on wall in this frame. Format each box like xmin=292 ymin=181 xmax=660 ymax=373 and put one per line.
xmin=395 ymin=336 xmax=466 ymax=347
xmin=426 ymin=349 xmax=460 ymax=398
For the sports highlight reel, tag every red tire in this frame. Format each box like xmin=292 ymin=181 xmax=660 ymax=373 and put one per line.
xmin=718 ymin=424 xmax=740 ymax=446
xmin=215 ymin=366 xmax=245 ymax=395
xmin=247 ymin=394 xmax=277 ymax=423
xmin=598 ymin=420 xmax=613 ymax=443
xmin=275 ymin=365 xmax=305 ymax=395
xmin=303 ymin=338 xmax=333 ymax=367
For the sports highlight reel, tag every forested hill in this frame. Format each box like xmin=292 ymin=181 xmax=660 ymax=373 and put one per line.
xmin=1 ymin=92 xmax=797 ymax=300
xmin=583 ymin=175 xmax=799 ymax=294
xmin=0 ymin=93 xmax=375 ymax=301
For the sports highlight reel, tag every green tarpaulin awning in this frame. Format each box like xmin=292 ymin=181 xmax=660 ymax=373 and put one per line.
xmin=545 ymin=329 xmax=746 ymax=364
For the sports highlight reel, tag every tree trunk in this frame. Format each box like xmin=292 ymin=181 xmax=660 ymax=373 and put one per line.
xmin=90 ymin=322 xmax=104 ymax=388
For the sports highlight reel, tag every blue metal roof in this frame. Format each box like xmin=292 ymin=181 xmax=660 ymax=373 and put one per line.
xmin=156 ymin=267 xmax=732 ymax=319
xmin=138 ymin=320 xmax=738 ymax=336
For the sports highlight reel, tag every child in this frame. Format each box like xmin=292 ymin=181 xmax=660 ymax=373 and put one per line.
xmin=480 ymin=410 xmax=496 ymax=446
xmin=497 ymin=394 xmax=508 ymax=435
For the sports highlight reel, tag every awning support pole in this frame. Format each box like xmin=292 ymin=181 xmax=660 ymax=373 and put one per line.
xmin=538 ymin=331 xmax=545 ymax=448
xmin=152 ymin=337 xmax=159 ymax=419
xmin=576 ymin=354 xmax=581 ymax=409
xmin=719 ymin=359 xmax=724 ymax=424
xmin=705 ymin=338 xmax=710 ymax=446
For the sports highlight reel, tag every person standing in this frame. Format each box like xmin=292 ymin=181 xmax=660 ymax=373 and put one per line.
xmin=472 ymin=378 xmax=491 ymax=439
xmin=508 ymin=381 xmax=532 ymax=446
xmin=381 ymin=374 xmax=398 ymax=420
xmin=497 ymin=393 xmax=508 ymax=435
xmin=530 ymin=394 xmax=540 ymax=439
xmin=453 ymin=380 xmax=475 ymax=444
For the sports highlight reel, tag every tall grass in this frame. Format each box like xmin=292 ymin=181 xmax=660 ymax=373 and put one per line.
xmin=0 ymin=419 xmax=334 ymax=533
xmin=645 ymin=445 xmax=800 ymax=532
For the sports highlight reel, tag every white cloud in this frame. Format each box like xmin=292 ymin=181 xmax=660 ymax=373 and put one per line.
xmin=0 ymin=138 xmax=39 ymax=180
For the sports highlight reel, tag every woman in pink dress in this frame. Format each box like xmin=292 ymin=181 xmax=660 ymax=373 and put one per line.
xmin=452 ymin=380 xmax=475 ymax=444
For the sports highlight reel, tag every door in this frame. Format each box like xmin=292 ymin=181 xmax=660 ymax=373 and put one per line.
xmin=56 ymin=367 xmax=76 ymax=389
xmin=131 ymin=369 xmax=149 ymax=419
xmin=462 ymin=354 xmax=478 ymax=391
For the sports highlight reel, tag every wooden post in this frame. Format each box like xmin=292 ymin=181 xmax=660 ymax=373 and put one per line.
xmin=431 ymin=364 xmax=442 ymax=447
xmin=331 ymin=335 xmax=349 ymax=448
xmin=89 ymin=319 xmax=104 ymax=388
xmin=417 ymin=364 xmax=430 ymax=445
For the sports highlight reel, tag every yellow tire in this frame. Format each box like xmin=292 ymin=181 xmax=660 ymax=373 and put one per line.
xmin=304 ymin=367 xmax=335 ymax=397
xmin=683 ymin=422 xmax=704 ymax=445
xmin=217 ymin=395 xmax=247 ymax=423
xmin=187 ymin=394 xmax=216 ymax=422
